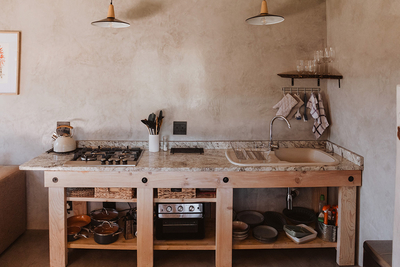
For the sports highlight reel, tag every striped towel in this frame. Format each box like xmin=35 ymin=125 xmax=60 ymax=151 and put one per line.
xmin=307 ymin=93 xmax=319 ymax=119
xmin=310 ymin=93 xmax=329 ymax=139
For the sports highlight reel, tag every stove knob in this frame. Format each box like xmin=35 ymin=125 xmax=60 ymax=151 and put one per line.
xmin=122 ymin=159 xmax=128 ymax=165
xmin=189 ymin=205 xmax=195 ymax=212
xmin=101 ymin=158 xmax=106 ymax=165
xmin=177 ymin=205 xmax=184 ymax=212
xmin=166 ymin=206 xmax=173 ymax=212
xmin=115 ymin=159 xmax=120 ymax=165
xmin=108 ymin=159 xmax=113 ymax=165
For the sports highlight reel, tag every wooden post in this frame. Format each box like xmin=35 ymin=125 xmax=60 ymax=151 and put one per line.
xmin=336 ymin=186 xmax=357 ymax=265
xmin=137 ymin=187 xmax=154 ymax=267
xmin=216 ymin=188 xmax=233 ymax=267
xmin=48 ymin=187 xmax=67 ymax=267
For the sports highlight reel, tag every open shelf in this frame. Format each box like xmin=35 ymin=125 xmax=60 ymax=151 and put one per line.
xmin=68 ymin=233 xmax=137 ymax=250
xmin=67 ymin=197 xmax=137 ymax=203
xmin=154 ymin=220 xmax=216 ymax=250
xmin=277 ymin=72 xmax=343 ymax=87
xmin=233 ymin=229 xmax=336 ymax=250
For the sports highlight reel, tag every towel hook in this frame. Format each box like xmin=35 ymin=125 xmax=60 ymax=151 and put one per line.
xmin=290 ymin=88 xmax=292 ymax=94
xmin=297 ymin=88 xmax=299 ymax=95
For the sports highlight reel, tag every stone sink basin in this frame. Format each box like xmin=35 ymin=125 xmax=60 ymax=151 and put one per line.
xmin=225 ymin=148 xmax=339 ymax=166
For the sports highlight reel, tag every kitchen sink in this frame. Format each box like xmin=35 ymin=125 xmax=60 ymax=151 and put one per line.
xmin=225 ymin=148 xmax=339 ymax=166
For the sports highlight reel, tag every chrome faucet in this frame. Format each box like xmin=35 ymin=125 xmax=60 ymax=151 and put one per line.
xmin=269 ymin=115 xmax=291 ymax=150
xmin=286 ymin=187 xmax=293 ymax=210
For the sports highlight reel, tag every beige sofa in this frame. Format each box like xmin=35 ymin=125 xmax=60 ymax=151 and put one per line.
xmin=0 ymin=166 xmax=26 ymax=254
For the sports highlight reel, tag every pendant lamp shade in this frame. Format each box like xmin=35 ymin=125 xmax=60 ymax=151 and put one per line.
xmin=92 ymin=1 xmax=130 ymax=28
xmin=246 ymin=0 xmax=284 ymax=25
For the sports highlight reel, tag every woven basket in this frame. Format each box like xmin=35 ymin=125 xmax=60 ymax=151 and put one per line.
xmin=157 ymin=188 xmax=196 ymax=199
xmin=95 ymin=188 xmax=136 ymax=199
xmin=67 ymin=188 xmax=94 ymax=198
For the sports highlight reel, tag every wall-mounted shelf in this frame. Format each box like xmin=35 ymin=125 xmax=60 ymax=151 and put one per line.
xmin=277 ymin=72 xmax=343 ymax=88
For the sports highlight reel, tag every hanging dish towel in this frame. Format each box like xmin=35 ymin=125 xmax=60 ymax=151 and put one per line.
xmin=306 ymin=93 xmax=319 ymax=120
xmin=309 ymin=93 xmax=329 ymax=139
xmin=273 ymin=93 xmax=298 ymax=118
xmin=287 ymin=94 xmax=304 ymax=120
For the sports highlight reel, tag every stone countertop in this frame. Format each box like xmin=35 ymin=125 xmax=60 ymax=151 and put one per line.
xmin=19 ymin=140 xmax=363 ymax=172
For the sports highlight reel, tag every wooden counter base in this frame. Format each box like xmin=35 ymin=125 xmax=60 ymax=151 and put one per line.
xmin=45 ymin=170 xmax=361 ymax=267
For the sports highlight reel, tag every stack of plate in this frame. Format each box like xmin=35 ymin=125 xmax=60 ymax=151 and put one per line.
xmin=252 ymin=225 xmax=278 ymax=244
xmin=232 ymin=221 xmax=249 ymax=241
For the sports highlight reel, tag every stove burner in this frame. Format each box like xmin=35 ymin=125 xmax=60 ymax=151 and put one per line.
xmin=64 ymin=146 xmax=143 ymax=167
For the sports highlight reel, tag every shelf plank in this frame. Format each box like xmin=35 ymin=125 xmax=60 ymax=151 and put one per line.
xmin=154 ymin=198 xmax=217 ymax=203
xmin=67 ymin=197 xmax=137 ymax=202
xmin=68 ymin=234 xmax=137 ymax=250
xmin=232 ymin=231 xmax=337 ymax=250
xmin=277 ymin=73 xmax=343 ymax=79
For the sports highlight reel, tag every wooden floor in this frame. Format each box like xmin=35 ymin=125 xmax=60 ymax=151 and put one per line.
xmin=0 ymin=230 xmax=359 ymax=267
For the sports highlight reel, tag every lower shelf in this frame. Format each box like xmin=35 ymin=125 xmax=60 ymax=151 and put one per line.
xmin=233 ymin=230 xmax=337 ymax=250
xmin=68 ymin=234 xmax=137 ymax=250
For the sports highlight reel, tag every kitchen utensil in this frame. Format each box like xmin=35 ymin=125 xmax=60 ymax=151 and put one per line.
xmin=263 ymin=211 xmax=287 ymax=232
xmin=303 ymin=93 xmax=308 ymax=122
xmin=53 ymin=125 xmax=76 ymax=153
xmin=90 ymin=207 xmax=119 ymax=227
xmin=236 ymin=211 xmax=264 ymax=228
xmin=282 ymin=207 xmax=316 ymax=225
xmin=67 ymin=214 xmax=91 ymax=228
xmin=295 ymin=108 xmax=302 ymax=120
xmin=283 ymin=225 xmax=313 ymax=238
xmin=252 ymin=225 xmax=278 ymax=243
xmin=93 ymin=221 xmax=123 ymax=245
xmin=285 ymin=224 xmax=317 ymax=244
xmin=67 ymin=226 xmax=88 ymax=242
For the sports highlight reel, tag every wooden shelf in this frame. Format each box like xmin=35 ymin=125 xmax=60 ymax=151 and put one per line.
xmin=68 ymin=233 xmax=137 ymax=250
xmin=67 ymin=197 xmax=137 ymax=203
xmin=154 ymin=219 xmax=216 ymax=250
xmin=277 ymin=72 xmax=343 ymax=87
xmin=154 ymin=198 xmax=217 ymax=203
xmin=233 ymin=230 xmax=337 ymax=250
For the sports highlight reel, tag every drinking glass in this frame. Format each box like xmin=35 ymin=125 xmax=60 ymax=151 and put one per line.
xmin=324 ymin=47 xmax=335 ymax=74
xmin=314 ymin=50 xmax=323 ymax=74
xmin=296 ymin=60 xmax=304 ymax=73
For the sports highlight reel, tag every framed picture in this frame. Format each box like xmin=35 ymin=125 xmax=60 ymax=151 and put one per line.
xmin=0 ymin=31 xmax=21 ymax=95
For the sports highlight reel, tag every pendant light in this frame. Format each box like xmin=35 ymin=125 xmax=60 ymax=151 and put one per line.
xmin=246 ymin=0 xmax=284 ymax=25
xmin=91 ymin=0 xmax=130 ymax=28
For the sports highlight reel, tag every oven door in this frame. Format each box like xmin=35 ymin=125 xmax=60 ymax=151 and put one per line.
xmin=155 ymin=218 xmax=205 ymax=240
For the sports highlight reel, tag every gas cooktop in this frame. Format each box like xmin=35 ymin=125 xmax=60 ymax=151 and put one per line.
xmin=63 ymin=146 xmax=143 ymax=167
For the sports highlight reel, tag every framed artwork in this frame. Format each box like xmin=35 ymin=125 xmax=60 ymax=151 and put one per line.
xmin=0 ymin=31 xmax=21 ymax=95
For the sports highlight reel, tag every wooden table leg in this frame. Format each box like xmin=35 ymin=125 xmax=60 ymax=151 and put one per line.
xmin=48 ymin=187 xmax=67 ymax=267
xmin=216 ymin=188 xmax=233 ymax=267
xmin=336 ymin=186 xmax=357 ymax=266
xmin=137 ymin=187 xmax=154 ymax=267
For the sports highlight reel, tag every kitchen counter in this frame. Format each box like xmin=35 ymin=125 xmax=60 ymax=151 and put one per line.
xmin=19 ymin=140 xmax=363 ymax=172
xmin=20 ymin=140 xmax=363 ymax=267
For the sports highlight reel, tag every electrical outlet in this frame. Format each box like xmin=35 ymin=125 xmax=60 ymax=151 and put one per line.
xmin=173 ymin=121 xmax=187 ymax=135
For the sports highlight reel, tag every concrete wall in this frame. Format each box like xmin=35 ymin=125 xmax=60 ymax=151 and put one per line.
xmin=326 ymin=1 xmax=400 ymax=265
xmin=1 ymin=0 xmax=327 ymax=229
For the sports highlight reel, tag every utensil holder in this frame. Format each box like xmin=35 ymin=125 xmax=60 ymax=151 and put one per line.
xmin=149 ymin=135 xmax=159 ymax=152
xmin=318 ymin=221 xmax=337 ymax=242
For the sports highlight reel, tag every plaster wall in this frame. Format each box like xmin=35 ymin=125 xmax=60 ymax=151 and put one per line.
xmin=326 ymin=0 xmax=400 ymax=265
xmin=0 ymin=0 xmax=327 ymax=229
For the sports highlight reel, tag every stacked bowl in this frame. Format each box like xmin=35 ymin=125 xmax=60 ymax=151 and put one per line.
xmin=232 ymin=221 xmax=249 ymax=241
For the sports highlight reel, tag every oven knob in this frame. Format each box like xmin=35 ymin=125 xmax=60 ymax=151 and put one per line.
xmin=122 ymin=159 xmax=128 ymax=165
xmin=189 ymin=205 xmax=195 ymax=212
xmin=166 ymin=206 xmax=173 ymax=212
xmin=101 ymin=158 xmax=106 ymax=165
xmin=108 ymin=159 xmax=113 ymax=165
xmin=115 ymin=159 xmax=120 ymax=165
xmin=177 ymin=205 xmax=183 ymax=212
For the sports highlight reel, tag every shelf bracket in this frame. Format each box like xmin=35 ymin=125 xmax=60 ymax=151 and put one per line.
xmin=338 ymin=79 xmax=341 ymax=88
xmin=291 ymin=78 xmax=294 ymax=86
xmin=317 ymin=79 xmax=320 ymax=87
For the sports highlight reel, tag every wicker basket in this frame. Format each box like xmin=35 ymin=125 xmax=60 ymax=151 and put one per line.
xmin=67 ymin=188 xmax=94 ymax=198
xmin=95 ymin=188 xmax=136 ymax=199
xmin=157 ymin=188 xmax=196 ymax=199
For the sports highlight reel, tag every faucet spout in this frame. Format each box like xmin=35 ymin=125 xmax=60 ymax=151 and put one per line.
xmin=269 ymin=115 xmax=291 ymax=150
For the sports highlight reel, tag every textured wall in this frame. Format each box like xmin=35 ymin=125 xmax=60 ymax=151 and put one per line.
xmin=326 ymin=0 xmax=400 ymax=265
xmin=1 ymin=0 xmax=327 ymax=229
xmin=0 ymin=0 xmax=327 ymax=166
